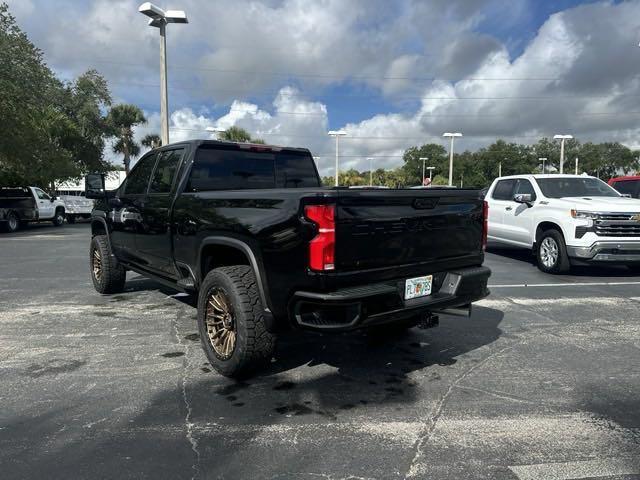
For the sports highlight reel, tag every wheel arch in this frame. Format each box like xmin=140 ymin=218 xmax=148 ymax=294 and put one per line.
xmin=91 ymin=218 xmax=113 ymax=252
xmin=535 ymin=220 xmax=567 ymax=244
xmin=198 ymin=237 xmax=271 ymax=312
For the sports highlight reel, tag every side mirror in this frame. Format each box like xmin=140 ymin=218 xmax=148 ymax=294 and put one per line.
xmin=513 ymin=193 xmax=533 ymax=205
xmin=85 ymin=173 xmax=106 ymax=199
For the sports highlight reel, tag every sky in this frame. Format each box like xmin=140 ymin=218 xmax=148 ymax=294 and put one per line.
xmin=6 ymin=0 xmax=640 ymax=176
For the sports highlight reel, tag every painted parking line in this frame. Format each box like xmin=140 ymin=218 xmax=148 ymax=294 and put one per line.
xmin=490 ymin=281 xmax=640 ymax=288
xmin=509 ymin=457 xmax=640 ymax=480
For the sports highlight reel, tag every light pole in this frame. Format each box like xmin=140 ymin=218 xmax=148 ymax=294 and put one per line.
xmin=427 ymin=166 xmax=435 ymax=183
xmin=328 ymin=130 xmax=347 ymax=187
xmin=553 ymin=134 xmax=573 ymax=175
xmin=499 ymin=161 xmax=502 ymax=177
xmin=443 ymin=132 xmax=462 ymax=186
xmin=367 ymin=157 xmax=374 ymax=186
xmin=419 ymin=157 xmax=429 ymax=185
xmin=575 ymin=157 xmax=579 ymax=175
xmin=139 ymin=2 xmax=188 ymax=146
xmin=539 ymin=157 xmax=547 ymax=174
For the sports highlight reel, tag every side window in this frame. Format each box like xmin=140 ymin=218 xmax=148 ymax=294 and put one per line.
xmin=35 ymin=188 xmax=50 ymax=200
xmin=612 ymin=180 xmax=639 ymax=197
xmin=149 ymin=148 xmax=184 ymax=194
xmin=514 ymin=179 xmax=537 ymax=201
xmin=492 ymin=179 xmax=516 ymax=201
xmin=123 ymin=153 xmax=157 ymax=195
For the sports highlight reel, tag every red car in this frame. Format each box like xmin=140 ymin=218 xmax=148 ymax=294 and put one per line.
xmin=608 ymin=175 xmax=640 ymax=198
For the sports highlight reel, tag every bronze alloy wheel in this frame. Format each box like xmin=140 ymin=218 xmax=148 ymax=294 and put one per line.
xmin=205 ymin=288 xmax=236 ymax=360
xmin=92 ymin=248 xmax=102 ymax=282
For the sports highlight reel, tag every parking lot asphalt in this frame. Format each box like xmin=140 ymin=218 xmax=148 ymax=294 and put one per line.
xmin=1 ymin=224 xmax=640 ymax=480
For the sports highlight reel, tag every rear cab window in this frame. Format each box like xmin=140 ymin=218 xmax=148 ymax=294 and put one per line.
xmin=186 ymin=145 xmax=320 ymax=192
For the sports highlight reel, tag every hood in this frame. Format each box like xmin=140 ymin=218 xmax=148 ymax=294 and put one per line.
xmin=559 ymin=196 xmax=640 ymax=212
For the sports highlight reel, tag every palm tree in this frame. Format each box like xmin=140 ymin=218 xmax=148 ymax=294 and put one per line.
xmin=107 ymin=104 xmax=147 ymax=173
xmin=141 ymin=133 xmax=161 ymax=149
xmin=217 ymin=126 xmax=265 ymax=144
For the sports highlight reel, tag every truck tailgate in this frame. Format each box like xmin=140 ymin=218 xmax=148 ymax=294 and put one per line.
xmin=334 ymin=189 xmax=483 ymax=271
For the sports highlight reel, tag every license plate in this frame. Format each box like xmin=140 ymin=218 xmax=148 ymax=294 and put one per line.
xmin=404 ymin=275 xmax=433 ymax=300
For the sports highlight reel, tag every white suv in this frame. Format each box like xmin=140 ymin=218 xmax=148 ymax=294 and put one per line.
xmin=485 ymin=174 xmax=640 ymax=273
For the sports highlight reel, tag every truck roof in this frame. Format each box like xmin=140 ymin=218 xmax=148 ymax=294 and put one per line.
xmin=493 ymin=174 xmax=595 ymax=181
xmin=164 ymin=139 xmax=312 ymax=154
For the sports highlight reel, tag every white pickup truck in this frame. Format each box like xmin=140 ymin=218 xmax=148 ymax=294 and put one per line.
xmin=485 ymin=174 xmax=640 ymax=273
xmin=0 ymin=186 xmax=66 ymax=233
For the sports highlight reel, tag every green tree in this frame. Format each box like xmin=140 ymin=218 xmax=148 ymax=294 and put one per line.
xmin=217 ymin=126 xmax=265 ymax=144
xmin=107 ymin=104 xmax=147 ymax=173
xmin=141 ymin=133 xmax=161 ymax=149
xmin=401 ymin=144 xmax=448 ymax=185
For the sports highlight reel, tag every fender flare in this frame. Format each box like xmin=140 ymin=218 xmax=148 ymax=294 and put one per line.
xmin=90 ymin=216 xmax=114 ymax=253
xmin=198 ymin=236 xmax=272 ymax=312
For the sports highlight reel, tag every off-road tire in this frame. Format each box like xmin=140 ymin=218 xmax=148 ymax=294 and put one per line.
xmin=66 ymin=214 xmax=76 ymax=224
xmin=536 ymin=229 xmax=570 ymax=274
xmin=197 ymin=265 xmax=276 ymax=378
xmin=3 ymin=212 xmax=20 ymax=233
xmin=90 ymin=235 xmax=126 ymax=294
xmin=52 ymin=208 xmax=65 ymax=227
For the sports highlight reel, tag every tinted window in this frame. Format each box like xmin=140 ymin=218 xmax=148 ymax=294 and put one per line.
xmin=187 ymin=146 xmax=320 ymax=192
xmin=536 ymin=177 xmax=620 ymax=198
xmin=612 ymin=180 xmax=640 ymax=198
xmin=35 ymin=188 xmax=50 ymax=200
xmin=123 ymin=154 xmax=157 ymax=195
xmin=514 ymin=179 xmax=537 ymax=201
xmin=0 ymin=188 xmax=30 ymax=198
xmin=492 ymin=179 xmax=516 ymax=200
xmin=149 ymin=148 xmax=184 ymax=194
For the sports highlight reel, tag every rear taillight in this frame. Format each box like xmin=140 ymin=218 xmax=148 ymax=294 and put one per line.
xmin=304 ymin=204 xmax=335 ymax=271
xmin=482 ymin=200 xmax=488 ymax=251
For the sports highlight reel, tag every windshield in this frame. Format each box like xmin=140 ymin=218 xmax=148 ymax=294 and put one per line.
xmin=535 ymin=177 xmax=620 ymax=198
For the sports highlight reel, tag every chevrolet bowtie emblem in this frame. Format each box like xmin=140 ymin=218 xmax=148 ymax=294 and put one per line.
xmin=632 ymin=214 xmax=640 ymax=222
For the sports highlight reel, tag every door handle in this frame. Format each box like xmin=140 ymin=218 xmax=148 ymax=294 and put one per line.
xmin=505 ymin=206 xmax=513 ymax=211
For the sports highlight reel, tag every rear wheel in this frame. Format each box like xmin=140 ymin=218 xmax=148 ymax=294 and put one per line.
xmin=3 ymin=212 xmax=20 ymax=233
xmin=197 ymin=265 xmax=276 ymax=378
xmin=536 ymin=229 xmax=570 ymax=274
xmin=52 ymin=209 xmax=65 ymax=226
xmin=90 ymin=235 xmax=126 ymax=294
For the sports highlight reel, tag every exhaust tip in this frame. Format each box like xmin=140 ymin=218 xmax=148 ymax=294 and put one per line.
xmin=432 ymin=304 xmax=472 ymax=318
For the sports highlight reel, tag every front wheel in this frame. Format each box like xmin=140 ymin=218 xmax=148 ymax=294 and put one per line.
xmin=197 ymin=265 xmax=276 ymax=378
xmin=536 ymin=229 xmax=570 ymax=274
xmin=90 ymin=235 xmax=126 ymax=294
xmin=52 ymin=209 xmax=65 ymax=226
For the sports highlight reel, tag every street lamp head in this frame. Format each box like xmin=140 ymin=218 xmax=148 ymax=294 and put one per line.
xmin=139 ymin=2 xmax=165 ymax=19
xmin=139 ymin=3 xmax=188 ymax=27
xmin=538 ymin=157 xmax=547 ymax=161
xmin=443 ymin=132 xmax=463 ymax=137
xmin=427 ymin=166 xmax=435 ymax=170
xmin=165 ymin=10 xmax=188 ymax=23
xmin=553 ymin=134 xmax=573 ymax=140
xmin=419 ymin=157 xmax=429 ymax=161
xmin=328 ymin=130 xmax=347 ymax=137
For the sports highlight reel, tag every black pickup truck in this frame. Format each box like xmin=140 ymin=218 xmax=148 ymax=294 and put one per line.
xmin=85 ymin=140 xmax=490 ymax=377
